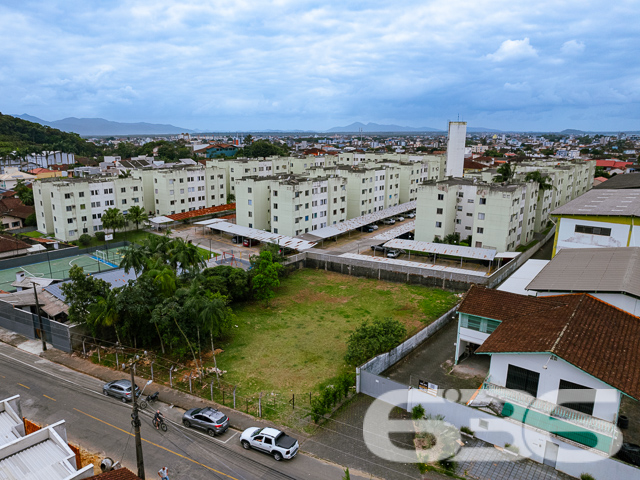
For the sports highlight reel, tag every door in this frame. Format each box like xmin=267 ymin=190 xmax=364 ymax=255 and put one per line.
xmin=543 ymin=441 xmax=559 ymax=468
xmin=506 ymin=364 xmax=540 ymax=398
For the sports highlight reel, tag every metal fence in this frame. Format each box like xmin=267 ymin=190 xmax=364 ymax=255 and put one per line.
xmin=0 ymin=300 xmax=72 ymax=352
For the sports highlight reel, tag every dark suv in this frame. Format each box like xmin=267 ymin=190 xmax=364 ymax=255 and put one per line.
xmin=102 ymin=379 xmax=140 ymax=403
xmin=182 ymin=407 xmax=230 ymax=436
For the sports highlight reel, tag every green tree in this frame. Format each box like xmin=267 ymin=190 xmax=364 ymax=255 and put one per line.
xmin=87 ymin=289 xmax=122 ymax=343
xmin=102 ymin=208 xmax=126 ymax=236
xmin=119 ymin=243 xmax=148 ymax=275
xmin=125 ymin=205 xmax=148 ymax=230
xmin=524 ymin=170 xmax=554 ymax=197
xmin=14 ymin=179 xmax=34 ymax=206
xmin=60 ymin=265 xmax=110 ymax=326
xmin=116 ymin=276 xmax=164 ymax=351
xmin=345 ymin=317 xmax=407 ymax=366
xmin=168 ymin=237 xmax=205 ymax=274
xmin=251 ymin=250 xmax=283 ymax=305
xmin=493 ymin=162 xmax=514 ymax=183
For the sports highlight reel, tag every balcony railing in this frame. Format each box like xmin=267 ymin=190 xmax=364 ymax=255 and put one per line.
xmin=482 ymin=382 xmax=616 ymax=437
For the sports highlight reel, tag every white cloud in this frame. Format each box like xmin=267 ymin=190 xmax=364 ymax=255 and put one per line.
xmin=561 ymin=39 xmax=585 ymax=55
xmin=486 ymin=38 xmax=538 ymax=62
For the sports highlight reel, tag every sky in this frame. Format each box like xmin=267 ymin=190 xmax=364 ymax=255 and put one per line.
xmin=1 ymin=0 xmax=639 ymax=132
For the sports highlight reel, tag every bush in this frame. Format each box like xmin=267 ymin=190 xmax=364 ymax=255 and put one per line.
xmin=95 ymin=231 xmax=106 ymax=241
xmin=344 ymin=317 xmax=406 ymax=366
xmin=460 ymin=426 xmax=474 ymax=436
xmin=412 ymin=404 xmax=425 ymax=420
xmin=78 ymin=234 xmax=92 ymax=246
xmin=504 ymin=443 xmax=519 ymax=454
xmin=580 ymin=474 xmax=596 ymax=480
xmin=24 ymin=213 xmax=37 ymax=226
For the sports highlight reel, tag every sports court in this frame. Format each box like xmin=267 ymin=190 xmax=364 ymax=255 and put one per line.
xmin=0 ymin=248 xmax=125 ymax=292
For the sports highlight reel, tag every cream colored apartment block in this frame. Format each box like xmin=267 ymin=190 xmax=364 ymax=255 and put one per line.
xmin=132 ymin=164 xmax=227 ymax=216
xmin=34 ymin=176 xmax=144 ymax=242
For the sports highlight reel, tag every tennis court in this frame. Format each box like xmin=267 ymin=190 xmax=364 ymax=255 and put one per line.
xmin=0 ymin=248 xmax=125 ymax=292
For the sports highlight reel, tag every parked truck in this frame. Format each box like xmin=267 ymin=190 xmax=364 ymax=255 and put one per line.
xmin=240 ymin=427 xmax=299 ymax=461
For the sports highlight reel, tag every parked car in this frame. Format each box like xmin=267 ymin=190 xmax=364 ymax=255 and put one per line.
xmin=382 ymin=218 xmax=396 ymax=225
xmin=182 ymin=407 xmax=229 ymax=437
xmin=231 ymin=235 xmax=241 ymax=244
xmin=102 ymin=379 xmax=140 ymax=403
xmin=369 ymin=224 xmax=379 ymax=230
xmin=243 ymin=238 xmax=260 ymax=247
xmin=360 ymin=225 xmax=375 ymax=233
xmin=407 ymin=212 xmax=416 ymax=219
xmin=370 ymin=245 xmax=386 ymax=253
xmin=240 ymin=427 xmax=299 ymax=461
xmin=395 ymin=216 xmax=405 ymax=222
xmin=387 ymin=249 xmax=404 ymax=258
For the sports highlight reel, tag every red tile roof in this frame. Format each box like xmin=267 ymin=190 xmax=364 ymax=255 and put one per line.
xmin=464 ymin=159 xmax=489 ymax=170
xmin=596 ymin=160 xmax=633 ymax=169
xmin=463 ymin=286 xmax=640 ymax=399
xmin=0 ymin=197 xmax=35 ymax=220
xmin=0 ymin=234 xmax=31 ymax=253
xmin=87 ymin=467 xmax=141 ymax=479
xmin=167 ymin=203 xmax=235 ymax=221
xmin=28 ymin=168 xmax=55 ymax=174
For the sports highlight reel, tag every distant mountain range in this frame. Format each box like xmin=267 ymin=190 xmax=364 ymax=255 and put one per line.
xmin=326 ymin=122 xmax=443 ymax=133
xmin=15 ymin=114 xmax=192 ymax=136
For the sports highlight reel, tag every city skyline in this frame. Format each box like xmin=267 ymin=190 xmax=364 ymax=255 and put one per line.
xmin=1 ymin=0 xmax=638 ymax=132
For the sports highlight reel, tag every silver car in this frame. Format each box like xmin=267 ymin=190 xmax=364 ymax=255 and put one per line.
xmin=182 ymin=407 xmax=230 ymax=436
xmin=102 ymin=379 xmax=140 ymax=403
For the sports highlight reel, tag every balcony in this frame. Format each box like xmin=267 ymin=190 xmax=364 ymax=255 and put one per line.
xmin=481 ymin=382 xmax=617 ymax=453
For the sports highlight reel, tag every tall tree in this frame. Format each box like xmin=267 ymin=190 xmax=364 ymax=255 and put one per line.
xmin=168 ymin=237 xmax=205 ymax=274
xmin=251 ymin=250 xmax=283 ymax=305
xmin=525 ymin=170 xmax=554 ymax=197
xmin=125 ymin=205 xmax=148 ymax=230
xmin=60 ymin=265 xmax=110 ymax=325
xmin=119 ymin=243 xmax=148 ymax=275
xmin=102 ymin=207 xmax=126 ymax=236
xmin=493 ymin=162 xmax=514 ymax=183
xmin=14 ymin=179 xmax=34 ymax=206
xmin=87 ymin=289 xmax=122 ymax=344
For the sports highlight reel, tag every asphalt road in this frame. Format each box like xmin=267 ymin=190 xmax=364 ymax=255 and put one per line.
xmin=0 ymin=343 xmax=368 ymax=480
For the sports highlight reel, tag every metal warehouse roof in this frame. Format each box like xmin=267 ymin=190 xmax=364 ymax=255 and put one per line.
xmin=372 ymin=221 xmax=415 ymax=241
xmin=339 ymin=253 xmax=488 ymax=277
xmin=0 ymin=412 xmax=20 ymax=447
xmin=527 ymin=247 xmax=640 ymax=298
xmin=206 ymin=221 xmax=317 ymax=250
xmin=298 ymin=201 xmax=416 ymax=241
xmin=551 ymin=189 xmax=640 ymax=217
xmin=381 ymin=239 xmax=498 ymax=261
xmin=0 ymin=438 xmax=75 ymax=480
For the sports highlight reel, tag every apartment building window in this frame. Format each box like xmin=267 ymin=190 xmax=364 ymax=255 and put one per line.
xmin=64 ymin=193 xmax=71 ymax=199
xmin=79 ymin=192 xmax=84 ymax=197
xmin=248 ymin=187 xmax=252 ymax=193
xmin=133 ymin=186 xmax=138 ymax=192
xmin=122 ymin=199 xmax=127 ymax=205
xmin=154 ymin=179 xmax=158 ymax=183
xmin=457 ymin=206 xmax=463 ymax=211
xmin=180 ymin=178 xmax=184 ymax=183
xmin=456 ymin=219 xmax=461 ymax=224
xmin=467 ymin=199 xmax=474 ymax=203
xmin=121 ymin=187 xmax=126 ymax=193
xmin=273 ymin=203 xmax=278 ymax=209
xmin=67 ymin=218 xmax=73 ymax=224
xmin=81 ymin=216 xmax=87 ymax=222
xmin=170 ymin=200 xmax=175 ymax=205
xmin=273 ymin=228 xmax=278 ymax=233
xmin=436 ymin=208 xmax=443 ymax=214
xmin=273 ymin=216 xmax=278 ymax=222
xmin=248 ymin=212 xmax=252 ymax=217
xmin=66 ymin=206 xmax=72 ymax=212
xmin=438 ymin=194 xmax=444 ymax=200
xmin=82 ymin=228 xmax=88 ymax=234
xmin=435 ymin=221 xmax=442 ymax=228
xmin=458 ymin=192 xmax=464 ymax=198
xmin=69 ymin=230 xmax=76 ymax=236
xmin=477 ymin=227 xmax=484 ymax=234
xmin=575 ymin=225 xmax=611 ymax=236
xmin=273 ymin=190 xmax=278 ymax=196
xmin=133 ymin=198 xmax=139 ymax=203
xmin=478 ymin=213 xmax=485 ymax=220
xmin=180 ymin=189 xmax=184 ymax=194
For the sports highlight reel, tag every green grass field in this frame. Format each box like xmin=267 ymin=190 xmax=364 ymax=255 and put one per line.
xmin=215 ymin=269 xmax=460 ymax=397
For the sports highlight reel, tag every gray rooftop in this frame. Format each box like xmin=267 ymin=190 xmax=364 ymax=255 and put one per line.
xmin=593 ymin=173 xmax=640 ymax=190
xmin=526 ymin=247 xmax=640 ymax=298
xmin=551 ymin=189 xmax=640 ymax=217
xmin=45 ymin=268 xmax=139 ymax=302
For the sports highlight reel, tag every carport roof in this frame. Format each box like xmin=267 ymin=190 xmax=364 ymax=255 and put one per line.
xmin=297 ymin=201 xmax=416 ymax=241
xmin=382 ymin=239 xmax=497 ymax=261
xmin=205 ymin=221 xmax=317 ymax=250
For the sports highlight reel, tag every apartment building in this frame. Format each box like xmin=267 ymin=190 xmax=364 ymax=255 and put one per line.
xmin=235 ymin=175 xmax=348 ymax=237
xmin=34 ymin=176 xmax=145 ymax=242
xmin=415 ymin=178 xmax=537 ymax=251
xmin=132 ymin=163 xmax=227 ymax=216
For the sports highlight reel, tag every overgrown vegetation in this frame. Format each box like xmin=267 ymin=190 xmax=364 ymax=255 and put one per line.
xmin=344 ymin=317 xmax=406 ymax=366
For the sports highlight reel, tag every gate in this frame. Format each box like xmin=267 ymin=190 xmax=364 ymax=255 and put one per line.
xmin=359 ymin=369 xmax=409 ymax=410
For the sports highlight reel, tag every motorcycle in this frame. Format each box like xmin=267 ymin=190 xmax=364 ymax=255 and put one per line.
xmin=139 ymin=391 xmax=159 ymax=410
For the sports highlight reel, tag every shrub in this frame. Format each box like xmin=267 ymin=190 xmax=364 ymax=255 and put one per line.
xmin=344 ymin=317 xmax=406 ymax=366
xmin=95 ymin=231 xmax=106 ymax=241
xmin=24 ymin=213 xmax=37 ymax=226
xmin=412 ymin=404 xmax=425 ymax=420
xmin=580 ymin=474 xmax=596 ymax=480
xmin=460 ymin=426 xmax=474 ymax=436
xmin=504 ymin=443 xmax=519 ymax=454
xmin=78 ymin=234 xmax=92 ymax=246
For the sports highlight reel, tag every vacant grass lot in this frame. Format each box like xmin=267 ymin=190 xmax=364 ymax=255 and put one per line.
xmin=216 ymin=269 xmax=460 ymax=398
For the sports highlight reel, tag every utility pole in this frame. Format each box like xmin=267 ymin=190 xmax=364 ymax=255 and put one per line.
xmin=32 ymin=283 xmax=46 ymax=352
xmin=129 ymin=360 xmax=145 ymax=479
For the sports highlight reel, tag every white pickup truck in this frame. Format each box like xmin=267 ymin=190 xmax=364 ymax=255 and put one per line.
xmin=240 ymin=427 xmax=299 ymax=461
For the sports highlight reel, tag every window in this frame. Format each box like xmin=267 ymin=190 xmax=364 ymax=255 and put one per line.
xmin=121 ymin=187 xmax=126 ymax=193
xmin=67 ymin=218 xmax=73 ymax=224
xmin=436 ymin=208 xmax=443 ymax=214
xmin=273 ymin=216 xmax=278 ymax=222
xmin=477 ymin=227 xmax=484 ymax=234
xmin=273 ymin=203 xmax=278 ymax=209
xmin=248 ymin=187 xmax=252 ymax=193
xmin=479 ymin=198 xmax=486 ymax=205
xmin=273 ymin=190 xmax=278 ymax=196
xmin=435 ymin=221 xmax=442 ymax=228
xmin=64 ymin=193 xmax=71 ymax=199
xmin=478 ymin=213 xmax=485 ymax=220
xmin=81 ymin=216 xmax=87 ymax=221
xmin=79 ymin=192 xmax=85 ymax=197
xmin=437 ymin=194 xmax=444 ymax=200
xmin=506 ymin=365 xmax=540 ymax=398
xmin=66 ymin=206 xmax=72 ymax=212
xmin=122 ymin=199 xmax=127 ymax=205
xmin=557 ymin=379 xmax=596 ymax=416
xmin=248 ymin=211 xmax=252 ymax=217
xmin=575 ymin=225 xmax=611 ymax=236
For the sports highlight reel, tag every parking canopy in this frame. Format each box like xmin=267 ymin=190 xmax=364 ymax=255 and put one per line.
xmin=203 ymin=220 xmax=317 ymax=251
xmin=381 ymin=239 xmax=497 ymax=261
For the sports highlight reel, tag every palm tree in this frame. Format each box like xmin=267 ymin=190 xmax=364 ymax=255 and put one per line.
xmin=125 ymin=205 xmax=148 ymax=230
xmin=102 ymin=208 xmax=126 ymax=236
xmin=168 ymin=238 xmax=205 ymax=274
xmin=493 ymin=162 xmax=514 ymax=183
xmin=142 ymin=233 xmax=173 ymax=263
xmin=87 ymin=289 xmax=121 ymax=343
xmin=145 ymin=261 xmax=178 ymax=297
xmin=525 ymin=170 xmax=554 ymax=197
xmin=119 ymin=244 xmax=147 ymax=275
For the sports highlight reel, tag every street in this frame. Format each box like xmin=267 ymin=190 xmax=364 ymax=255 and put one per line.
xmin=0 ymin=342 xmax=370 ymax=480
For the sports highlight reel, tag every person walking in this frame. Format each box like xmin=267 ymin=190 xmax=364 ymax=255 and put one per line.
xmin=158 ymin=466 xmax=169 ymax=480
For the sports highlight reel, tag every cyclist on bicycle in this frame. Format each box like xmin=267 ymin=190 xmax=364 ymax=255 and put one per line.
xmin=153 ymin=410 xmax=164 ymax=430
